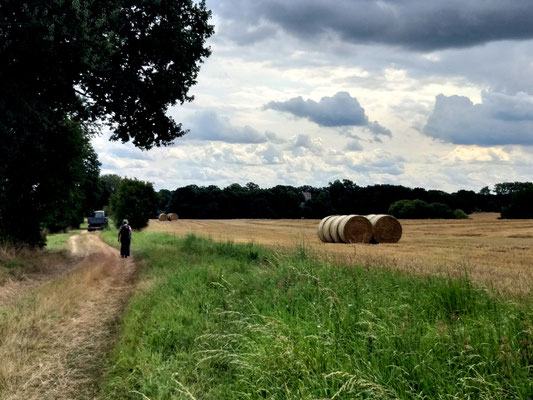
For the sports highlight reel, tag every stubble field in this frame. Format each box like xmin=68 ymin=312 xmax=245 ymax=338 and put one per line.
xmin=148 ymin=213 xmax=533 ymax=296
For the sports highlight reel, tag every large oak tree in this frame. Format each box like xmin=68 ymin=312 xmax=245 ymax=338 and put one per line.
xmin=0 ymin=0 xmax=213 ymax=245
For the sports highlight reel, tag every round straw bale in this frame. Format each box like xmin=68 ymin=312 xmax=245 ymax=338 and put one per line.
xmin=329 ymin=215 xmax=346 ymax=243
xmin=338 ymin=215 xmax=373 ymax=243
xmin=317 ymin=216 xmax=335 ymax=242
xmin=167 ymin=213 xmax=179 ymax=221
xmin=366 ymin=214 xmax=402 ymax=243
xmin=158 ymin=213 xmax=168 ymax=221
xmin=322 ymin=215 xmax=339 ymax=243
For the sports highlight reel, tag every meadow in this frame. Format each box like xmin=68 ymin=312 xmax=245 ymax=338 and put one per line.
xmin=100 ymin=228 xmax=533 ymax=399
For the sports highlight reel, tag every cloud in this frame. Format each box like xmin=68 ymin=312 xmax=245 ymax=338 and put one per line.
xmin=265 ymin=92 xmax=391 ymax=136
xmin=212 ymin=0 xmax=533 ymax=51
xmin=258 ymin=144 xmax=285 ymax=164
xmin=445 ymin=146 xmax=511 ymax=163
xmin=423 ymin=91 xmax=533 ymax=145
xmin=107 ymin=146 xmax=152 ymax=161
xmin=186 ymin=110 xmax=283 ymax=144
xmin=345 ymin=149 xmax=405 ymax=176
xmin=345 ymin=140 xmax=363 ymax=152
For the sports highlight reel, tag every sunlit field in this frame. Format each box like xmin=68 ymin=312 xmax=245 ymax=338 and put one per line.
xmin=147 ymin=213 xmax=533 ymax=296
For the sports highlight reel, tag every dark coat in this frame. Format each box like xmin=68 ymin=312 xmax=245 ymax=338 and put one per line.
xmin=118 ymin=224 xmax=132 ymax=257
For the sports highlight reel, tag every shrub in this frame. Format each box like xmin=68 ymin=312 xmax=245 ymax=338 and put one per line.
xmin=109 ymin=178 xmax=158 ymax=229
xmin=453 ymin=209 xmax=468 ymax=219
xmin=390 ymin=199 xmax=466 ymax=219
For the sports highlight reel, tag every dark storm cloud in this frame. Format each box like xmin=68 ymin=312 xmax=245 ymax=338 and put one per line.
xmin=265 ymin=92 xmax=391 ymax=136
xmin=423 ymin=92 xmax=533 ymax=145
xmin=212 ymin=0 xmax=533 ymax=51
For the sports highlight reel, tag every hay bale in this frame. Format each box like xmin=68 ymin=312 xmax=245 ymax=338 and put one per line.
xmin=329 ymin=215 xmax=346 ymax=243
xmin=338 ymin=215 xmax=373 ymax=243
xmin=322 ymin=215 xmax=339 ymax=243
xmin=167 ymin=213 xmax=179 ymax=221
xmin=158 ymin=213 xmax=168 ymax=221
xmin=317 ymin=216 xmax=335 ymax=242
xmin=366 ymin=214 xmax=402 ymax=243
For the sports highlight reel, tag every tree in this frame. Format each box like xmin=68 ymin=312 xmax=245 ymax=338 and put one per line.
xmin=500 ymin=187 xmax=533 ymax=219
xmin=109 ymin=179 xmax=159 ymax=230
xmin=42 ymin=128 xmax=103 ymax=233
xmin=98 ymin=175 xmax=124 ymax=210
xmin=157 ymin=189 xmax=173 ymax=212
xmin=1 ymin=0 xmax=213 ymax=245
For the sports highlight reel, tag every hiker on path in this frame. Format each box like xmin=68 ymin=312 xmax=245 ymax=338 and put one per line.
xmin=118 ymin=219 xmax=132 ymax=258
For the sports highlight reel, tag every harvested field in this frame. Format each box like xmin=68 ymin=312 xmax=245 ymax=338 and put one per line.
xmin=147 ymin=213 xmax=533 ymax=295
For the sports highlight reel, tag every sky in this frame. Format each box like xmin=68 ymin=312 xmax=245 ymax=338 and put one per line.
xmin=92 ymin=0 xmax=533 ymax=193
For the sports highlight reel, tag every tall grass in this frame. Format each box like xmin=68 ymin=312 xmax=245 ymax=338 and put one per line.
xmin=100 ymin=231 xmax=533 ymax=399
xmin=0 ymin=242 xmax=68 ymax=285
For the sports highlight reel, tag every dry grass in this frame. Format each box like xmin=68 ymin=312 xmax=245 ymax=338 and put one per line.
xmin=0 ymin=245 xmax=72 ymax=305
xmin=0 ymin=232 xmax=136 ymax=400
xmin=147 ymin=213 xmax=533 ymax=296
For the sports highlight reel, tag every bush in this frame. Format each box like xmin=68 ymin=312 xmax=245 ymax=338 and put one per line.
xmin=453 ymin=209 xmax=468 ymax=219
xmin=428 ymin=202 xmax=455 ymax=218
xmin=389 ymin=199 xmax=430 ymax=218
xmin=389 ymin=199 xmax=466 ymax=219
xmin=109 ymin=178 xmax=158 ymax=229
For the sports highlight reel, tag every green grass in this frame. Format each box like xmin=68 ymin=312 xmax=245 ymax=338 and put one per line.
xmin=100 ymin=230 xmax=533 ymax=399
xmin=45 ymin=230 xmax=82 ymax=250
xmin=45 ymin=219 xmax=88 ymax=250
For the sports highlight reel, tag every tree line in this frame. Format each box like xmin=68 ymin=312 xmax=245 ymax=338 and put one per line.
xmin=161 ymin=180 xmax=533 ymax=220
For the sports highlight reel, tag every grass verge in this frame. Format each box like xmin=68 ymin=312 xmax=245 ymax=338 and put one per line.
xmin=0 ymin=243 xmax=68 ymax=286
xmin=100 ymin=230 xmax=533 ymax=399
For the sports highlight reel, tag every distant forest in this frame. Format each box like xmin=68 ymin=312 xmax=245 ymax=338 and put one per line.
xmin=158 ymin=180 xmax=533 ymax=220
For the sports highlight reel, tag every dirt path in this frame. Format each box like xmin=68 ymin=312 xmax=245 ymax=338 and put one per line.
xmin=0 ymin=231 xmax=137 ymax=400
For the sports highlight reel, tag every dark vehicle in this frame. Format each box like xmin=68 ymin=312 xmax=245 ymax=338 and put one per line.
xmin=88 ymin=210 xmax=108 ymax=231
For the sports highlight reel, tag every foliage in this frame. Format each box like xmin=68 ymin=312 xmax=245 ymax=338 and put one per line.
xmin=0 ymin=0 xmax=213 ymax=245
xmin=501 ymin=187 xmax=533 ymax=219
xmin=156 ymin=189 xmax=173 ymax=212
xmin=453 ymin=209 xmax=468 ymax=219
xmin=100 ymin=231 xmax=533 ymax=399
xmin=109 ymin=178 xmax=158 ymax=230
xmin=389 ymin=199 xmax=431 ymax=218
xmin=494 ymin=182 xmax=533 ymax=196
xmin=165 ymin=180 xmax=530 ymax=220
xmin=0 ymin=118 xmax=100 ymax=245
xmin=389 ymin=199 xmax=468 ymax=219
xmin=97 ymin=174 xmax=123 ymax=211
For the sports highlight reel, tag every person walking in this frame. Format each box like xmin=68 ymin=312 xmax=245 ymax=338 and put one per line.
xmin=118 ymin=219 xmax=132 ymax=258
